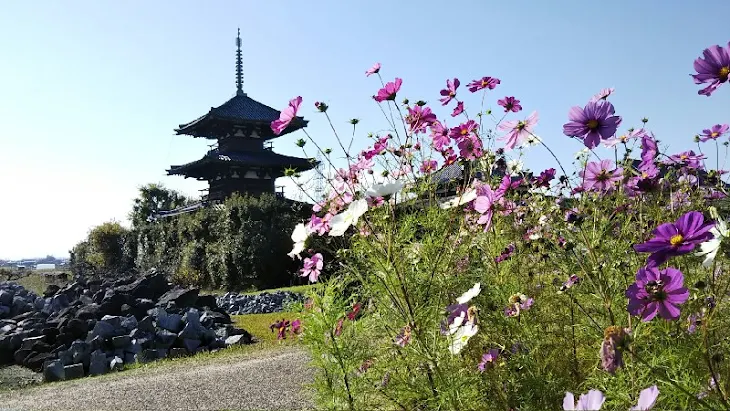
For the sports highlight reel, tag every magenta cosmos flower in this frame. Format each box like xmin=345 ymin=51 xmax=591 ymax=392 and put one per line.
xmin=405 ymin=105 xmax=437 ymax=134
xmin=633 ymin=211 xmax=714 ymax=266
xmin=579 ymin=159 xmax=623 ymax=192
xmin=271 ymin=96 xmax=302 ymax=135
xmin=451 ymin=101 xmax=464 ymax=117
xmin=467 ymin=76 xmax=500 ymax=92
xmin=365 ymin=62 xmax=381 ymax=77
xmin=497 ymin=96 xmax=522 ymax=113
xmin=626 ymin=265 xmax=689 ymax=321
xmin=439 ymin=78 xmax=460 ymax=106
xmin=300 ymin=253 xmax=324 ymax=282
xmin=700 ymin=124 xmax=729 ymax=142
xmin=374 ymin=78 xmax=402 ymax=102
xmin=691 ymin=42 xmax=730 ymax=96
xmin=563 ymin=100 xmax=622 ymax=149
xmin=498 ymin=111 xmax=539 ymax=150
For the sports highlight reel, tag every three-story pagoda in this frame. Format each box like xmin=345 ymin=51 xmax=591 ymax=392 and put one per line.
xmin=167 ymin=30 xmax=315 ymax=201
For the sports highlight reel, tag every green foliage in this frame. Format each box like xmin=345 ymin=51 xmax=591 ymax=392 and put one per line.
xmin=132 ymin=190 xmax=311 ymax=290
xmin=303 ymin=178 xmax=730 ymax=410
xmin=70 ymin=220 xmax=134 ymax=276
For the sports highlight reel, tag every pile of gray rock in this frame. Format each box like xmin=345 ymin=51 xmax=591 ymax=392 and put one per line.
xmin=0 ymin=273 xmax=251 ymax=382
xmin=216 ymin=290 xmax=305 ymax=315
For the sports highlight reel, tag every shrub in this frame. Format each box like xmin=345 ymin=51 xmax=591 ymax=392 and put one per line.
xmin=70 ymin=220 xmax=134 ymax=276
xmin=284 ymin=44 xmax=730 ymax=410
xmin=129 ymin=189 xmax=313 ymax=290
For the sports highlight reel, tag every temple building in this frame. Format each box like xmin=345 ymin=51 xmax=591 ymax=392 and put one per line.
xmin=166 ymin=29 xmax=315 ymax=203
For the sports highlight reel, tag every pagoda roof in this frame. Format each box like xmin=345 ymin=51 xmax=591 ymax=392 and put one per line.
xmin=167 ymin=148 xmax=317 ymax=179
xmin=175 ymin=93 xmax=307 ymax=139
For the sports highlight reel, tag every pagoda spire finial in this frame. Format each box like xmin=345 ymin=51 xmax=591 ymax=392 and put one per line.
xmin=235 ymin=28 xmax=245 ymax=96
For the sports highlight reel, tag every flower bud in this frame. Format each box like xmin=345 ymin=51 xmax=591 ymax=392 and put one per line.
xmin=296 ymin=138 xmax=306 ymax=148
xmin=315 ymin=101 xmax=329 ymax=112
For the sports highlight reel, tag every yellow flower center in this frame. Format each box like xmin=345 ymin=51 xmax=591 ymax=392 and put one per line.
xmin=642 ymin=172 xmax=649 ymax=178
xmin=461 ymin=129 xmax=468 ymax=135
xmin=587 ymin=119 xmax=599 ymax=130
xmin=720 ymin=66 xmax=730 ymax=79
xmin=711 ymin=132 xmax=720 ymax=137
xmin=620 ymin=135 xmax=628 ymax=142
xmin=449 ymin=91 xmax=455 ymax=97
xmin=481 ymin=80 xmax=488 ymax=87
xmin=669 ymin=234 xmax=684 ymax=246
xmin=680 ymin=154 xmax=688 ymax=160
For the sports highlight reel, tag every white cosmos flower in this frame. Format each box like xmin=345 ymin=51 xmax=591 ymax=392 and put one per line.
xmin=506 ymin=159 xmax=523 ymax=176
xmin=329 ymin=199 xmax=369 ymax=237
xmin=287 ymin=223 xmax=309 ymax=259
xmin=696 ymin=214 xmax=728 ymax=268
xmin=439 ymin=188 xmax=477 ymax=209
xmin=520 ymin=134 xmax=541 ymax=148
xmin=456 ymin=283 xmax=481 ymax=304
xmin=366 ymin=180 xmax=404 ymax=198
xmin=448 ymin=322 xmax=478 ymax=355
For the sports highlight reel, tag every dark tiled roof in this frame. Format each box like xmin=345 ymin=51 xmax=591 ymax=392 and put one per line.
xmin=429 ymin=163 xmax=463 ymax=184
xmin=168 ymin=148 xmax=316 ymax=176
xmin=176 ymin=93 xmax=307 ymax=138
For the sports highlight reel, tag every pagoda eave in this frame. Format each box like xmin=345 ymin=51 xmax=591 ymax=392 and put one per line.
xmin=174 ymin=114 xmax=307 ymax=140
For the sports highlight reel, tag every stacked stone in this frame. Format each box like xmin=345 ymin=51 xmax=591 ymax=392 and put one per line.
xmin=216 ymin=291 xmax=304 ymax=315
xmin=0 ymin=273 xmax=252 ymax=382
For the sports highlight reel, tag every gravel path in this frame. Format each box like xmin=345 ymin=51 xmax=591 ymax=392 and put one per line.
xmin=0 ymin=348 xmax=314 ymax=411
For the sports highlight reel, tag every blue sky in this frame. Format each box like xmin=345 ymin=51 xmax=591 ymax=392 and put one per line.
xmin=1 ymin=1 xmax=728 ymax=260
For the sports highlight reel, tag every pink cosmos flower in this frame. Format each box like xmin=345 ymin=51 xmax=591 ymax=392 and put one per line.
xmin=699 ymin=124 xmax=729 ymax=142
xmin=439 ymin=78 xmax=460 ymax=105
xmin=300 ymin=253 xmax=324 ymax=283
xmin=420 ymin=159 xmax=438 ymax=173
xmin=395 ymin=325 xmax=411 ymax=347
xmin=498 ymin=111 xmax=539 ymax=150
xmin=270 ymin=319 xmax=291 ymax=340
xmin=405 ymin=105 xmax=437 ymax=134
xmin=473 ymin=182 xmax=504 ymax=230
xmin=365 ymin=62 xmax=381 ymax=77
xmin=456 ymin=134 xmax=483 ymax=161
xmin=374 ymin=78 xmax=402 ymax=102
xmin=467 ymin=76 xmax=500 ymax=92
xmin=451 ymin=101 xmax=464 ymax=117
xmin=290 ymin=319 xmax=302 ymax=335
xmin=271 ymin=96 xmax=302 ymax=135
xmin=626 ymin=266 xmax=689 ymax=321
xmin=563 ymin=390 xmax=605 ymax=410
xmin=307 ymin=213 xmax=332 ymax=236
xmin=478 ymin=349 xmax=500 ymax=372
xmin=691 ymin=42 xmax=730 ymax=96
xmin=449 ymin=120 xmax=479 ymax=140
xmin=580 ymin=160 xmax=624 ymax=192
xmin=603 ymin=128 xmax=647 ymax=148
xmin=590 ymin=87 xmax=615 ymax=102
xmin=430 ymin=121 xmax=451 ymax=150
xmin=497 ymin=96 xmax=522 ymax=113
xmin=334 ymin=318 xmax=344 ymax=336
xmin=665 ymin=150 xmax=706 ymax=169
xmin=563 ymin=100 xmax=622 ymax=149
